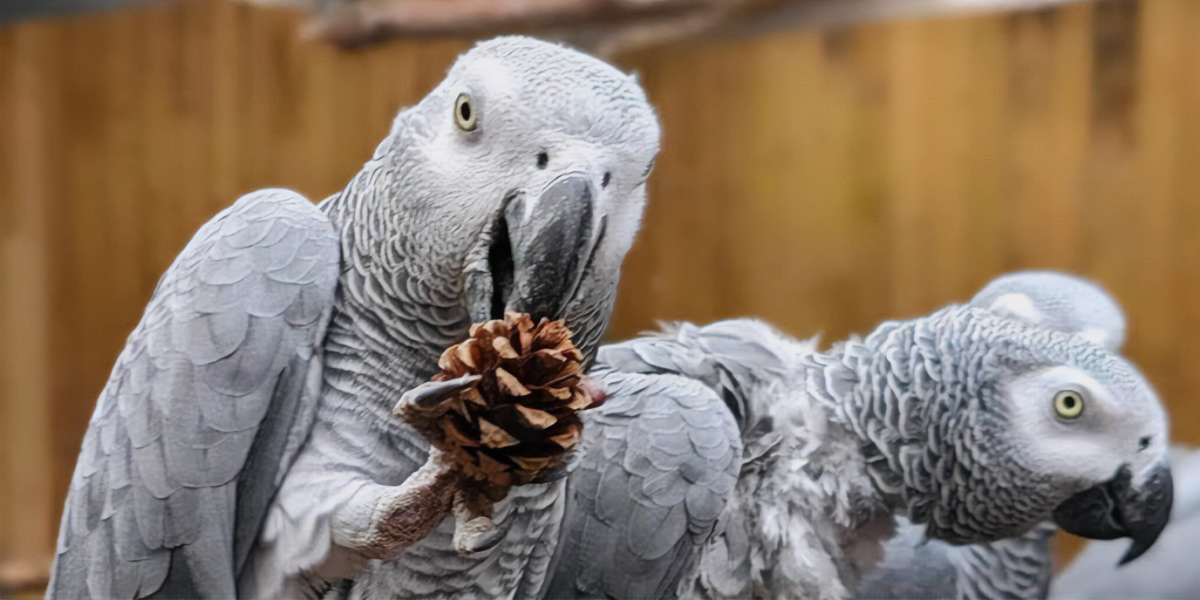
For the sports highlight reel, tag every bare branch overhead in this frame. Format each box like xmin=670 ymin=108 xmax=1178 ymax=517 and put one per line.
xmin=239 ymin=0 xmax=1092 ymax=54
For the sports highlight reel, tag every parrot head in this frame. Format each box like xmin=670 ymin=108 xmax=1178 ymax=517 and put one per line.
xmin=999 ymin=331 xmax=1172 ymax=565
xmin=845 ymin=307 xmax=1171 ymax=565
xmin=965 ymin=272 xmax=1174 ymax=564
xmin=359 ymin=36 xmax=659 ymax=355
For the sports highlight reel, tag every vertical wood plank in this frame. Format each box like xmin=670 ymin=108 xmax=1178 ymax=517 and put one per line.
xmin=1003 ymin=5 xmax=1093 ymax=271
xmin=1136 ymin=0 xmax=1200 ymax=444
xmin=0 ymin=21 xmax=59 ymax=575
xmin=884 ymin=14 xmax=1011 ymax=318
xmin=613 ymin=39 xmax=744 ymax=337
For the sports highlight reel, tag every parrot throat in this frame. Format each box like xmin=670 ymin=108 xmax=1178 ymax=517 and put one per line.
xmin=315 ymin=174 xmax=476 ymax=425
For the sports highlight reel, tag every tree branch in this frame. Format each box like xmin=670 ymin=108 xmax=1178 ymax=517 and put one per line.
xmin=239 ymin=0 xmax=1094 ymax=53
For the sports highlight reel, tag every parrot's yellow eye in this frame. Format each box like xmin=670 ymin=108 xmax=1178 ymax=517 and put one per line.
xmin=455 ymin=93 xmax=477 ymax=131
xmin=1054 ymin=390 xmax=1085 ymax=419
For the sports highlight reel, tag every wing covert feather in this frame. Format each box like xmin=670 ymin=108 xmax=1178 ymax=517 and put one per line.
xmin=544 ymin=371 xmax=742 ymax=599
xmin=49 ymin=189 xmax=340 ymax=599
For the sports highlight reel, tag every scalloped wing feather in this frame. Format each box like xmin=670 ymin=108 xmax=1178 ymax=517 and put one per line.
xmin=49 ymin=189 xmax=340 ymax=599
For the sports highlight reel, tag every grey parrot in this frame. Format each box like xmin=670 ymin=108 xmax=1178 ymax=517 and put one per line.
xmin=1050 ymin=445 xmax=1200 ymax=599
xmin=49 ymin=36 xmax=661 ymax=599
xmin=857 ymin=270 xmax=1130 ymax=600
xmin=543 ymin=299 xmax=1172 ymax=598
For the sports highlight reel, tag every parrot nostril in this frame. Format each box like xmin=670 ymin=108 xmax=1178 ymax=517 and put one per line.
xmin=602 ymin=172 xmax=611 ymax=189
xmin=536 ymin=152 xmax=549 ymax=169
xmin=1138 ymin=436 xmax=1151 ymax=451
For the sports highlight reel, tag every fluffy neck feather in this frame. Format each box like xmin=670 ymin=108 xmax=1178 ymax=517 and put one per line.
xmin=318 ymin=117 xmax=474 ymax=416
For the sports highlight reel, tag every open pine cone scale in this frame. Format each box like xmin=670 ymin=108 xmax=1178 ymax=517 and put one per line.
xmin=398 ymin=313 xmax=604 ymax=490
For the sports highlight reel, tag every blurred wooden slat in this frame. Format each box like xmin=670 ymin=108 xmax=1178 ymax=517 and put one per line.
xmin=1135 ymin=0 xmax=1200 ymax=436
xmin=0 ymin=19 xmax=59 ymax=582
xmin=2 ymin=0 xmax=1199 ymax=584
xmin=1004 ymin=5 xmax=1092 ymax=270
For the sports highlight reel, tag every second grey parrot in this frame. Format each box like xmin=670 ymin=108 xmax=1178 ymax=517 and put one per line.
xmin=543 ymin=300 xmax=1171 ymax=599
xmin=857 ymin=270 xmax=1130 ymax=600
xmin=50 ymin=36 xmax=661 ymax=599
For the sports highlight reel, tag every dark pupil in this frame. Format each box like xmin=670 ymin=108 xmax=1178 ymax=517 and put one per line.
xmin=1063 ymin=396 xmax=1076 ymax=408
xmin=460 ymin=101 xmax=471 ymax=121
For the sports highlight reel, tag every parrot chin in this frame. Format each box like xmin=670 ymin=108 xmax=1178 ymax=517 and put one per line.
xmin=1051 ymin=463 xmax=1174 ymax=566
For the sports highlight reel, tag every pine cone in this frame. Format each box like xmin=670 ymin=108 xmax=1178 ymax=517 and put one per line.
xmin=398 ymin=312 xmax=604 ymax=495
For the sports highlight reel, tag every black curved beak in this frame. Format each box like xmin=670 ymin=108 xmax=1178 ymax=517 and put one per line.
xmin=1052 ymin=463 xmax=1174 ymax=566
xmin=464 ymin=174 xmax=601 ymax=324
xmin=500 ymin=174 xmax=598 ymax=321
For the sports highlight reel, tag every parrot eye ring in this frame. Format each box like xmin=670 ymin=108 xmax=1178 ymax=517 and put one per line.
xmin=1053 ymin=390 xmax=1085 ymax=419
xmin=455 ymin=93 xmax=477 ymax=131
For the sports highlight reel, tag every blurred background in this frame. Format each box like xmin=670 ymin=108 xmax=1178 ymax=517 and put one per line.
xmin=1 ymin=0 xmax=1198 ymax=594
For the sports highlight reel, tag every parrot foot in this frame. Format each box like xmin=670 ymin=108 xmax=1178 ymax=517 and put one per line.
xmin=360 ymin=447 xmax=461 ymax=561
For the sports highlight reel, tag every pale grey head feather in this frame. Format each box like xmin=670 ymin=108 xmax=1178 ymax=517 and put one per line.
xmin=971 ymin=270 xmax=1126 ymax=352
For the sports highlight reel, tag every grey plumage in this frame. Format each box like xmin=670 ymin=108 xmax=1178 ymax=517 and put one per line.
xmin=546 ymin=301 xmax=1170 ymax=599
xmin=545 ymin=321 xmax=771 ymax=599
xmin=51 ymin=190 xmax=341 ymax=598
xmin=857 ymin=521 xmax=1056 ymax=599
xmin=51 ymin=36 xmax=660 ymax=599
xmin=970 ymin=270 xmax=1126 ymax=351
xmin=857 ymin=270 xmax=1130 ymax=600
xmin=1050 ymin=446 xmax=1200 ymax=599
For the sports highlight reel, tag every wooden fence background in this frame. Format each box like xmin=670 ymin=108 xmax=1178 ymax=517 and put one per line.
xmin=2 ymin=0 xmax=1198 ymax=588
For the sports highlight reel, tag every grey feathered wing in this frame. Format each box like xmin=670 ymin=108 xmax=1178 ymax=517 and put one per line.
xmin=49 ymin=190 xmax=340 ymax=599
xmin=543 ymin=321 xmax=801 ymax=599
xmin=542 ymin=367 xmax=743 ymax=599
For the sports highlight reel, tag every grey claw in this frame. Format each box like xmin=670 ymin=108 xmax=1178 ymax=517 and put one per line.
xmin=394 ymin=375 xmax=482 ymax=414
